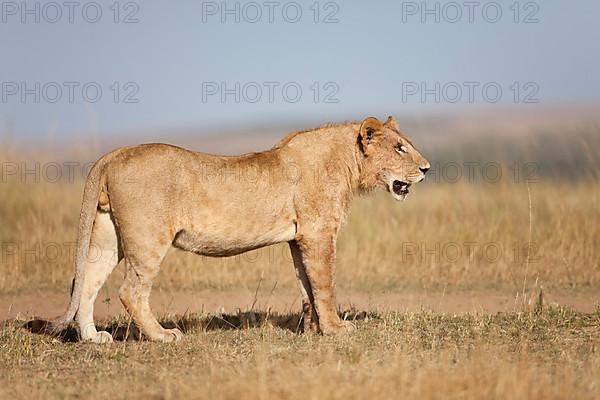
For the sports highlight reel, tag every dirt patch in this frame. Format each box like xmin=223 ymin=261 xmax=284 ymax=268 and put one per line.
xmin=2 ymin=287 xmax=598 ymax=322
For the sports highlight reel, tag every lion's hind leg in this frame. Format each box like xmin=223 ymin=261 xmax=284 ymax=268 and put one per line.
xmin=289 ymin=241 xmax=319 ymax=333
xmin=118 ymin=238 xmax=183 ymax=342
xmin=76 ymin=211 xmax=121 ymax=343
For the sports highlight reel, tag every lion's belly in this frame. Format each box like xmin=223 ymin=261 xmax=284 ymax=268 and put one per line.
xmin=172 ymin=221 xmax=296 ymax=257
xmin=170 ymin=177 xmax=298 ymax=256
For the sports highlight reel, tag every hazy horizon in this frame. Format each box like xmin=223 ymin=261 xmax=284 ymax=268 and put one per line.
xmin=2 ymin=0 xmax=599 ymax=138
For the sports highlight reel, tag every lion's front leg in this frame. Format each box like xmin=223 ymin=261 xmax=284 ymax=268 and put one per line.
xmin=296 ymin=234 xmax=354 ymax=335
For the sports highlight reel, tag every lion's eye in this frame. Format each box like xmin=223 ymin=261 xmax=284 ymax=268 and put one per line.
xmin=395 ymin=143 xmax=408 ymax=154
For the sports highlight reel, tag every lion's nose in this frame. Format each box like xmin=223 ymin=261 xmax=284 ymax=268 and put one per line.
xmin=420 ymin=167 xmax=430 ymax=174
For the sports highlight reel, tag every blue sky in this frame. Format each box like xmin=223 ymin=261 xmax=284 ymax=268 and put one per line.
xmin=1 ymin=0 xmax=599 ymax=137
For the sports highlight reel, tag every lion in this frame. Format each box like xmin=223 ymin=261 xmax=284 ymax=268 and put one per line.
xmin=48 ymin=116 xmax=430 ymax=343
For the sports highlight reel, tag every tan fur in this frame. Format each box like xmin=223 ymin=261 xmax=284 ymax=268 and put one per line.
xmin=50 ymin=116 xmax=429 ymax=342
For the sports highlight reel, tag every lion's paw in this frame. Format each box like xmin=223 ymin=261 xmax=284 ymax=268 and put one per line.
xmin=168 ymin=328 xmax=184 ymax=341
xmin=86 ymin=330 xmax=114 ymax=344
xmin=161 ymin=328 xmax=184 ymax=343
xmin=321 ymin=320 xmax=356 ymax=336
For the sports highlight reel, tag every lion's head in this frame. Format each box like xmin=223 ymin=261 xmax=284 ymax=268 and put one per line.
xmin=358 ymin=116 xmax=430 ymax=200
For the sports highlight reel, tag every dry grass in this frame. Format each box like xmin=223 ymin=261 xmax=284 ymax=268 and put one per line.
xmin=1 ymin=306 xmax=599 ymax=399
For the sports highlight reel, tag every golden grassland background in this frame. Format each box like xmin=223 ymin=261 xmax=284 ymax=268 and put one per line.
xmin=0 ymin=180 xmax=598 ymax=294
xmin=0 ymin=115 xmax=599 ymax=400
xmin=1 ymin=120 xmax=599 ymax=294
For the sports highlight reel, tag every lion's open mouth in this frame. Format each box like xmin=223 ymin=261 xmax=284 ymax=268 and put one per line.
xmin=392 ymin=180 xmax=410 ymax=197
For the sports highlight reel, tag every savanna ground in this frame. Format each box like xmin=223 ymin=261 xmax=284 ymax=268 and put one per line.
xmin=0 ymin=118 xmax=599 ymax=398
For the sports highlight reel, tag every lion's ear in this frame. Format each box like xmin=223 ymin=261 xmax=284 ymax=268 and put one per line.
xmin=384 ymin=115 xmax=400 ymax=131
xmin=359 ymin=117 xmax=384 ymax=155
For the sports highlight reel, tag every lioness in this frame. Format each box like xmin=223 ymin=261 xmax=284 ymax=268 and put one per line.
xmin=49 ymin=116 xmax=429 ymax=342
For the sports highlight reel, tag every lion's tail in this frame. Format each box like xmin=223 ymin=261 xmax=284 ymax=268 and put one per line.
xmin=47 ymin=161 xmax=104 ymax=334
